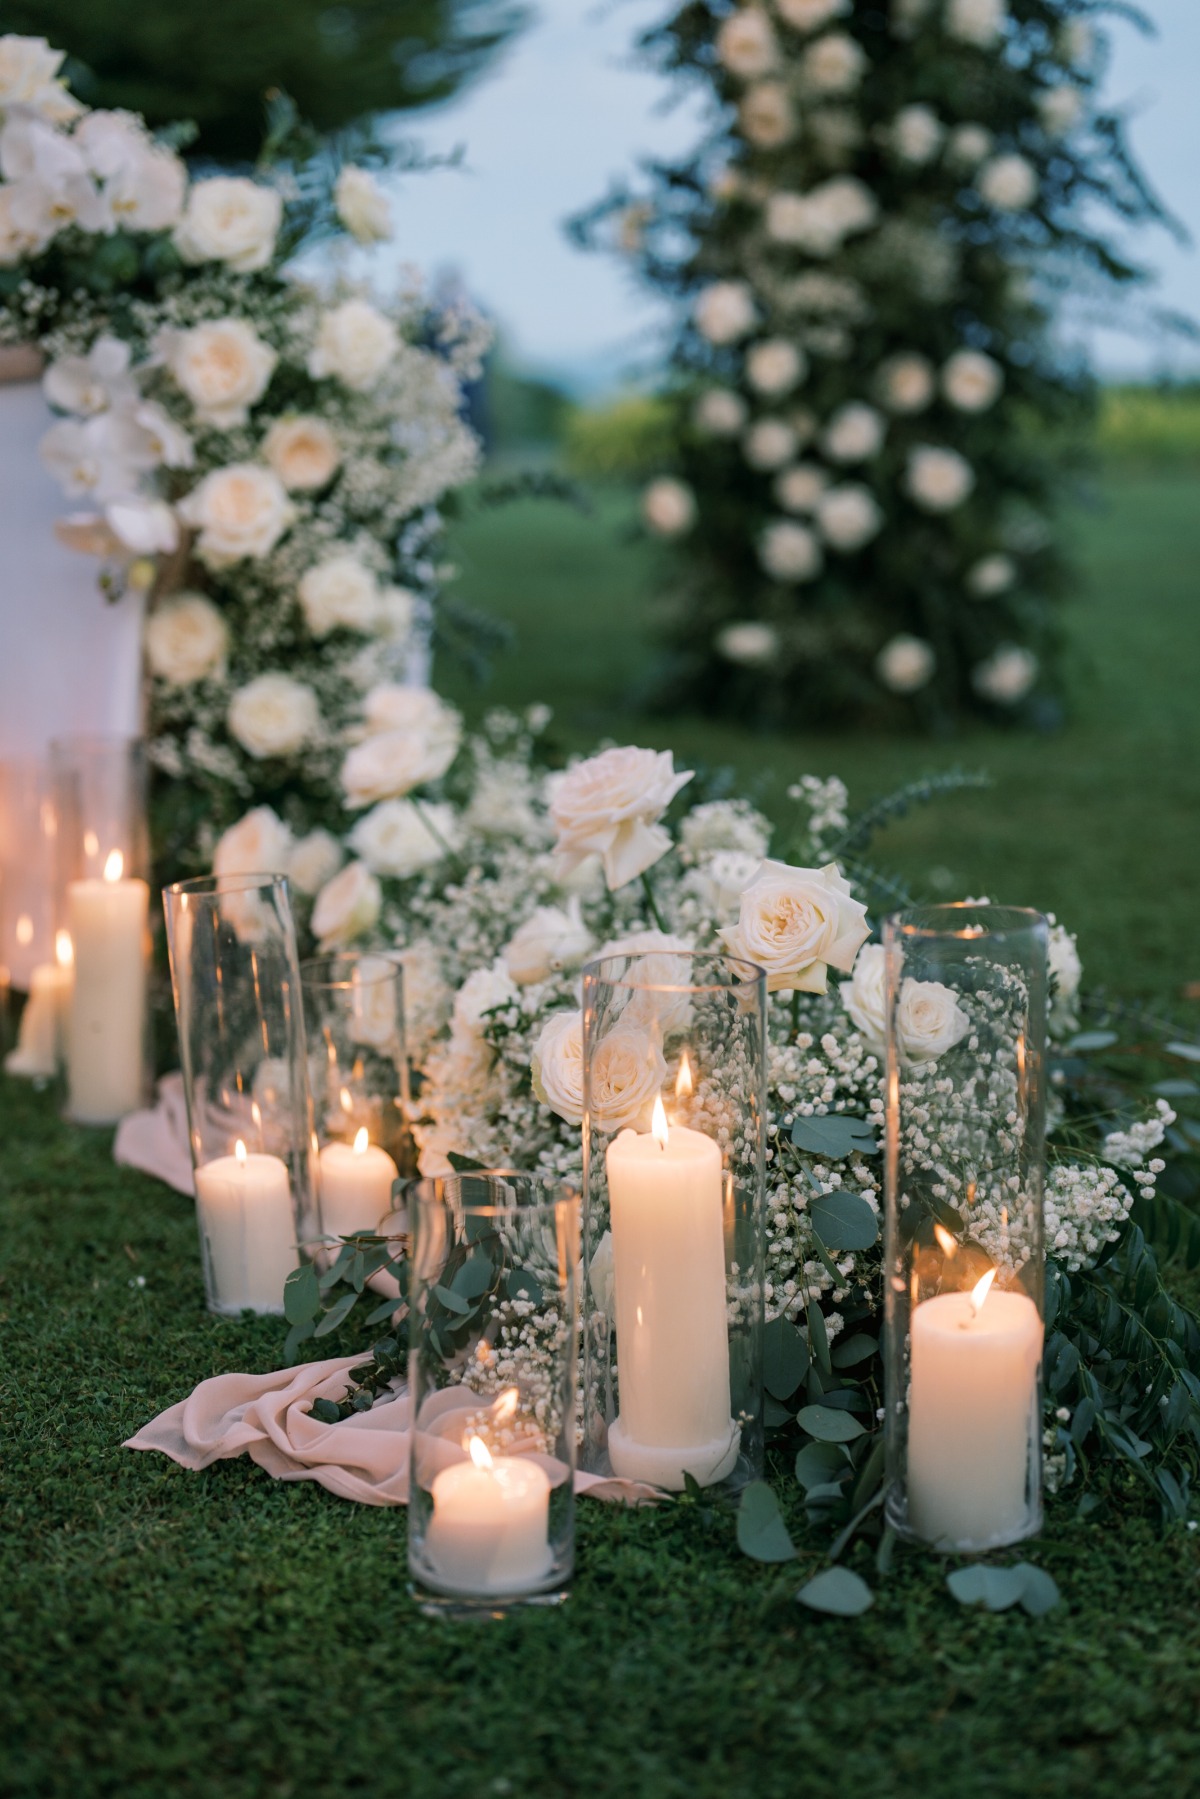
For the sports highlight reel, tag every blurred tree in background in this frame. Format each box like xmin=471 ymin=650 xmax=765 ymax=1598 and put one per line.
xmin=7 ymin=0 xmax=525 ymax=159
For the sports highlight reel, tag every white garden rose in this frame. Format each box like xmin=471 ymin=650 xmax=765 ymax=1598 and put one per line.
xmin=766 ymin=176 xmax=877 ymax=255
xmin=162 ymin=319 xmax=277 ymax=429
xmin=174 ymin=176 xmax=281 ymax=272
xmin=967 ymin=553 xmax=1016 ymax=597
xmin=821 ymin=401 xmax=885 ymax=463
xmin=739 ymin=82 xmax=797 ymax=148
xmin=213 ymin=806 xmax=293 ymax=882
xmin=362 ymin=685 xmax=459 ymax=744
xmin=311 ymin=861 xmax=382 ymax=948
xmin=179 ymin=464 xmax=293 ymax=567
xmin=144 ymin=591 xmax=228 ymax=687
xmin=841 ymin=943 xmax=888 ymax=1057
xmin=775 ymin=462 xmax=828 ymax=513
xmin=642 ymin=476 xmax=697 ymax=537
xmin=946 ymin=0 xmax=1007 ymax=47
xmin=298 ymin=553 xmax=379 ymax=638
xmin=800 ymin=31 xmax=866 ymax=94
xmin=341 ymin=722 xmax=459 ymax=809
xmin=716 ymin=621 xmax=781 ymax=666
xmin=721 ymin=858 xmax=869 ymax=993
xmin=895 ymin=978 xmax=970 ymax=1064
xmin=746 ymin=338 xmax=806 ymax=397
xmin=308 ymin=298 xmax=399 ymax=391
xmin=550 ymin=745 xmax=693 ymax=890
xmin=694 ymin=280 xmax=758 ymax=345
xmin=531 ymin=1010 xmax=586 ymax=1125
xmin=287 ymin=829 xmax=344 ymax=896
xmin=946 ymin=124 xmax=993 ymax=170
xmin=715 ymin=7 xmax=779 ymax=78
xmin=347 ymin=798 xmax=459 ymax=877
xmin=971 ymin=644 xmax=1038 ymax=704
xmin=503 ymin=900 xmax=594 ymax=985
xmin=227 ymin=673 xmax=320 ymax=759
xmin=680 ymin=799 xmax=771 ymax=861
xmin=454 ymin=960 xmax=519 ymax=1037
xmin=334 ymin=165 xmax=392 ymax=243
xmin=941 ymin=349 xmax=1003 ymax=413
xmin=1048 ymin=919 xmax=1082 ymax=1036
xmin=744 ymin=419 xmax=799 ymax=471
xmin=978 ymin=153 xmax=1038 ymax=211
xmin=263 ymin=415 xmax=340 ymax=491
xmin=876 ymin=633 xmax=935 ymax=694
xmin=817 ymin=483 xmax=883 ymax=551
xmin=1038 ymin=84 xmax=1084 ymax=136
xmin=693 ymin=388 xmax=749 ymax=436
xmin=905 ymin=444 xmax=975 ymax=513
xmin=776 ymin=0 xmax=849 ymax=31
xmin=0 ymin=34 xmax=79 ymax=122
xmin=889 ymin=104 xmax=943 ymax=165
xmin=587 ymin=1026 xmax=670 ymax=1134
xmin=759 ymin=519 xmax=822 ymax=583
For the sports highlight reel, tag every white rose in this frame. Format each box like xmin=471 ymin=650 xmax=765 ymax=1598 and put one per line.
xmin=144 ymin=591 xmax=228 ymax=687
xmin=721 ymin=858 xmax=869 ymax=993
xmin=680 ymin=800 xmax=771 ymax=860
xmin=334 ymin=165 xmax=392 ymax=243
xmin=967 ymin=553 xmax=1016 ymax=597
xmin=642 ymin=476 xmax=697 ymax=537
xmin=817 ymin=483 xmax=883 ymax=552
xmin=288 ymin=830 xmax=344 ymax=896
xmin=174 ymin=176 xmax=281 ymax=272
xmin=550 ymin=745 xmax=693 ymax=891
xmin=946 ymin=124 xmax=993 ymax=170
xmin=875 ymin=352 xmax=935 ymax=414
xmin=693 ymin=388 xmax=748 ymax=436
xmin=821 ymin=401 xmax=885 ymax=463
xmin=213 ymin=805 xmax=293 ymax=882
xmin=971 ymin=644 xmax=1038 ymax=704
xmin=263 ymin=415 xmax=340 ymax=491
xmin=841 ymin=943 xmax=887 ymax=1056
xmin=876 ymin=633 xmax=935 ymax=694
xmin=946 ymin=0 xmax=1007 ymax=47
xmin=0 ymin=35 xmax=79 ymax=122
xmin=362 ymin=685 xmax=459 ymax=744
xmin=1047 ymin=920 xmax=1082 ymax=1037
xmin=777 ymin=0 xmax=850 ymax=31
xmin=905 ymin=444 xmax=975 ymax=513
xmin=342 ymin=728 xmax=459 ymax=809
xmin=688 ymin=848 xmax=762 ymax=918
xmin=1038 ymin=84 xmax=1084 ymax=136
xmin=775 ymin=462 xmax=828 ymax=513
xmin=454 ymin=960 xmax=519 ymax=1037
xmin=227 ymin=672 xmax=320 ymax=760
xmin=739 ymin=81 xmax=797 ymax=148
xmin=694 ymin=280 xmax=758 ymax=345
xmin=941 ymin=349 xmax=1003 ymax=413
xmin=347 ymin=798 xmax=459 ymax=877
xmin=978 ymin=153 xmax=1038 ymax=211
xmin=298 ymin=553 xmax=379 ymax=639
xmin=715 ymin=8 xmax=779 ymax=78
xmin=759 ymin=519 xmax=822 ymax=583
xmin=179 ymin=463 xmax=293 ymax=567
xmin=746 ymin=338 xmax=806 ymax=398
xmin=890 ymin=104 xmax=943 ymax=165
xmin=799 ymin=31 xmax=866 ymax=95
xmin=308 ymin=298 xmax=399 ymax=391
xmin=587 ymin=1027 xmax=669 ymax=1134
xmin=312 ymin=861 xmax=381 ymax=948
xmin=716 ymin=621 xmax=781 ymax=666
xmin=895 ymin=978 xmax=970 ymax=1064
xmin=503 ymin=900 xmax=593 ymax=985
xmin=43 ymin=335 xmax=134 ymax=417
xmin=162 ymin=319 xmax=277 ymax=429
xmin=744 ymin=419 xmax=799 ymax=471
xmin=531 ymin=1011 xmax=586 ymax=1125
xmin=766 ymin=176 xmax=877 ymax=255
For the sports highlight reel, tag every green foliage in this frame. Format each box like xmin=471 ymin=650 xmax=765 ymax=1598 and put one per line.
xmin=563 ymin=393 xmax=677 ymax=480
xmin=736 ymin=1480 xmax=797 ymax=1562
xmin=1098 ymin=384 xmax=1200 ymax=466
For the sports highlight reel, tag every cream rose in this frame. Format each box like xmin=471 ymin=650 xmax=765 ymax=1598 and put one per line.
xmin=144 ymin=592 xmax=228 ymax=687
xmin=799 ymin=31 xmax=866 ymax=95
xmin=312 ymin=861 xmax=382 ymax=948
xmin=213 ymin=805 xmax=293 ymax=882
xmin=821 ymin=401 xmax=885 ymax=463
xmin=694 ymin=281 xmax=758 ymax=345
xmin=817 ymin=484 xmax=883 ymax=552
xmin=298 ymin=553 xmax=379 ymax=638
xmin=841 ymin=942 xmax=887 ymax=1056
xmin=308 ymin=298 xmax=398 ymax=391
xmin=967 ymin=553 xmax=1016 ymax=597
xmin=721 ymin=859 xmax=869 ymax=993
xmin=287 ymin=830 xmax=344 ymax=896
xmin=693 ymin=389 xmax=748 ymax=436
xmin=362 ymin=685 xmax=457 ymax=742
xmin=876 ymin=352 xmax=934 ymax=414
xmin=905 ymin=445 xmax=975 ymax=513
xmin=739 ymin=81 xmax=797 ymax=148
xmin=642 ymin=476 xmax=697 ymax=537
xmin=744 ymin=419 xmax=799 ymax=471
xmin=946 ymin=0 xmax=1006 ymax=47
xmin=162 ymin=319 xmax=277 ymax=428
xmin=531 ymin=1011 xmax=586 ymax=1126
xmin=587 ymin=1025 xmax=669 ymax=1133
xmin=971 ymin=644 xmax=1038 ymax=704
xmin=876 ymin=633 xmax=935 ymax=694
xmin=775 ymin=462 xmax=828 ymax=513
xmin=263 ymin=415 xmax=340 ymax=491
xmin=503 ymin=900 xmax=594 ymax=986
xmin=334 ymin=165 xmax=392 ymax=243
xmin=946 ymin=124 xmax=993 ymax=170
xmin=941 ymin=349 xmax=1003 ymax=413
xmin=759 ymin=519 xmax=821 ymax=583
xmin=227 ymin=672 xmax=320 ymax=760
xmin=550 ymin=745 xmax=693 ymax=890
xmin=978 ymin=153 xmax=1038 ymax=212
xmin=890 ymin=104 xmax=943 ymax=165
xmin=895 ymin=978 xmax=970 ymax=1065
xmin=347 ymin=798 xmax=459 ymax=877
xmin=341 ymin=700 xmax=461 ymax=808
xmin=179 ymin=463 xmax=293 ymax=567
xmin=716 ymin=621 xmax=781 ymax=667
xmin=777 ymin=0 xmax=849 ymax=30
xmin=174 ymin=176 xmax=281 ymax=272
xmin=746 ymin=338 xmax=806 ymax=397
xmin=715 ymin=8 xmax=778 ymax=78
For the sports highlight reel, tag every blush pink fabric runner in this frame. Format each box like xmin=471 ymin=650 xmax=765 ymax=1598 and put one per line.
xmin=123 ymin=1354 xmax=657 ymax=1507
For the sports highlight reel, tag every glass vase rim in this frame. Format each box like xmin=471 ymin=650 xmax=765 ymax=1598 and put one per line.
xmin=299 ymin=950 xmax=403 ymax=992
xmin=884 ymin=903 xmax=1049 ymax=943
xmin=405 ymin=1169 xmax=581 ymax=1216
xmin=163 ymin=870 xmax=292 ymax=900
xmin=581 ymin=949 xmax=767 ymax=996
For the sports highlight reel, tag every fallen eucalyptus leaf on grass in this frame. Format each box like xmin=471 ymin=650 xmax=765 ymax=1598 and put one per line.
xmin=946 ymin=1561 xmax=1061 ymax=1615
xmin=797 ymin=1567 xmax=874 ymax=1615
xmin=736 ymin=1481 xmax=797 ymax=1563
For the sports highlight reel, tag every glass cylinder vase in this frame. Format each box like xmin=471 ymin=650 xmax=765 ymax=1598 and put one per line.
xmin=50 ymin=735 xmax=150 ymax=1124
xmin=163 ymin=873 xmax=318 ymax=1317
xmin=882 ymin=904 xmax=1049 ymax=1553
xmin=580 ymin=950 xmax=767 ymax=1493
xmin=301 ymin=951 xmax=407 ymax=1242
xmin=407 ymin=1171 xmax=580 ymax=1616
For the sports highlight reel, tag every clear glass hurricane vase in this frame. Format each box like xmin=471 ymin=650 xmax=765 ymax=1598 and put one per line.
xmin=882 ymin=904 xmax=1049 ymax=1552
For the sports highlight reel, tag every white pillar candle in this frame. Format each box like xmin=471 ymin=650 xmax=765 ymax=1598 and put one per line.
xmin=4 ymin=934 xmax=73 ymax=1078
xmin=318 ymin=1128 xmax=398 ymax=1239
xmin=604 ymin=1097 xmax=737 ymax=1489
xmin=65 ymin=851 xmax=147 ymax=1123
xmin=907 ymin=1272 xmax=1043 ymax=1548
xmin=425 ymin=1438 xmax=552 ymax=1596
xmin=194 ymin=1140 xmax=299 ymax=1315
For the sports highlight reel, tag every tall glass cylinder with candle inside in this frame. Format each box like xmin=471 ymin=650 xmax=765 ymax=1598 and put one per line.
xmin=580 ymin=950 xmax=766 ymax=1494
xmin=407 ymin=1172 xmax=580 ymax=1616
xmin=882 ymin=905 xmax=1049 ymax=1552
xmin=163 ymin=873 xmax=318 ymax=1317
xmin=0 ymin=758 xmax=72 ymax=1080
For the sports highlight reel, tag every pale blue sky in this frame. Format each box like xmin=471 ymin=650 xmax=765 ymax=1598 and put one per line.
xmin=387 ymin=0 xmax=1200 ymax=389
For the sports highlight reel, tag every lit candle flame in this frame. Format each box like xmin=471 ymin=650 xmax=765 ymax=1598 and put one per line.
xmin=652 ymin=1093 xmax=669 ymax=1150
xmin=340 ymin=1086 xmax=353 ymax=1112
xmin=83 ymin=830 xmax=98 ymax=858
xmin=55 ymin=930 xmax=73 ymax=968
xmin=235 ymin=1138 xmax=247 ymax=1167
xmin=468 ymin=1435 xmax=494 ymax=1472
xmin=970 ymin=1268 xmax=997 ymax=1314
xmin=675 ymin=1050 xmax=694 ymax=1099
xmin=492 ymin=1386 xmax=519 ymax=1425
xmin=15 ymin=914 xmax=32 ymax=947
xmin=933 ymin=1223 xmax=957 ymax=1259
xmin=353 ymin=1127 xmax=369 ymax=1155
xmin=103 ymin=849 xmax=124 ymax=883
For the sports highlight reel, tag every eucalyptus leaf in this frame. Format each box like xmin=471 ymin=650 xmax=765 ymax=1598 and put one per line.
xmin=1154 ymin=1079 xmax=1200 ymax=1098
xmin=283 ymin=1263 xmax=320 ymax=1327
xmin=794 ymin=1441 xmax=849 ymax=1490
xmin=764 ymin=1396 xmax=795 ymax=1429
xmin=809 ymin=1189 xmax=879 ymax=1252
xmin=433 ymin=1283 xmax=473 ymax=1315
xmin=1011 ymin=1563 xmax=1062 ymax=1616
xmin=831 ymin=1333 xmax=878 ymax=1368
xmin=452 ymin=1256 xmax=496 ymax=1301
xmin=1166 ymin=1041 xmax=1200 ymax=1064
xmin=796 ymin=1404 xmax=865 ymax=1443
xmin=763 ymin=1315 xmax=810 ymax=1400
xmin=796 ymin=1567 xmax=874 ymax=1616
xmin=313 ymin=1290 xmax=359 ymax=1338
xmin=1065 ymin=1030 xmax=1119 ymax=1053
xmin=736 ymin=1481 xmax=797 ymax=1563
xmin=792 ymin=1114 xmax=878 ymax=1158
xmin=309 ymin=1398 xmax=343 ymax=1425
xmin=946 ymin=1565 xmax=1027 ymax=1610
xmin=506 ymin=1268 xmax=543 ymax=1305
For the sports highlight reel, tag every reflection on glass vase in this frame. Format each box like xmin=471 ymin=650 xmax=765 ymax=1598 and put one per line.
xmin=882 ymin=904 xmax=1049 ymax=1553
